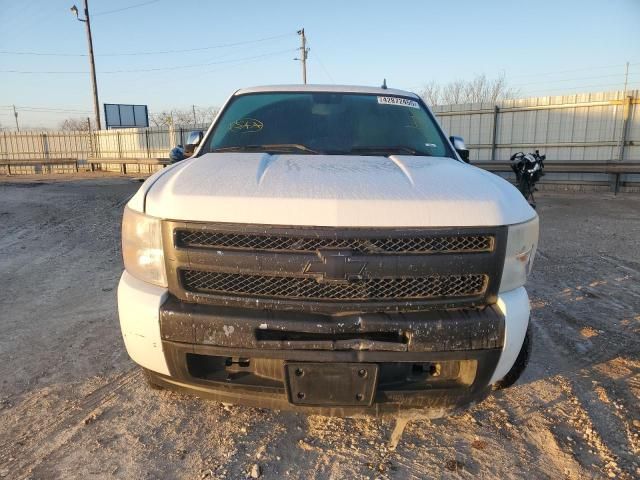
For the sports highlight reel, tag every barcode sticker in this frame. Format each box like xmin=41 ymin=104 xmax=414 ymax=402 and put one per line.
xmin=377 ymin=96 xmax=420 ymax=109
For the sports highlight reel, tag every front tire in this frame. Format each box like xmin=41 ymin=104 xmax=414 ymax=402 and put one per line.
xmin=494 ymin=325 xmax=532 ymax=390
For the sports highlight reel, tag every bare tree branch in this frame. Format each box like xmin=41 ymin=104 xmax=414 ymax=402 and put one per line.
xmin=420 ymin=74 xmax=519 ymax=106
xmin=149 ymin=106 xmax=219 ymax=128
xmin=58 ymin=118 xmax=91 ymax=131
xmin=420 ymin=81 xmax=442 ymax=106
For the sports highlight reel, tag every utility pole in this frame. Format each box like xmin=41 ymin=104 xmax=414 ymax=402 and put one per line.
xmin=192 ymin=105 xmax=197 ymax=125
xmin=71 ymin=0 xmax=101 ymax=130
xmin=12 ymin=105 xmax=19 ymax=131
xmin=616 ymin=61 xmax=632 ymax=165
xmin=86 ymin=116 xmax=95 ymax=157
xmin=84 ymin=0 xmax=101 ymax=130
xmin=296 ymin=29 xmax=309 ymax=84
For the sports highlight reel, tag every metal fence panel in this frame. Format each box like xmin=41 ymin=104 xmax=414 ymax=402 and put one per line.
xmin=1 ymin=91 xmax=638 ymax=172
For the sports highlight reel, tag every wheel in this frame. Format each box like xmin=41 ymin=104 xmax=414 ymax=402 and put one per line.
xmin=494 ymin=325 xmax=532 ymax=390
xmin=517 ymin=177 xmax=529 ymax=199
xmin=523 ymin=179 xmax=534 ymax=202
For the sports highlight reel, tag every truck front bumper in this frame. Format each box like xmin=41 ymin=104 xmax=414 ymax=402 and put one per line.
xmin=118 ymin=271 xmax=530 ymax=417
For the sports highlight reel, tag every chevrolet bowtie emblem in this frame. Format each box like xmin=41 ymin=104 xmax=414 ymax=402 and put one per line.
xmin=304 ymin=250 xmax=367 ymax=282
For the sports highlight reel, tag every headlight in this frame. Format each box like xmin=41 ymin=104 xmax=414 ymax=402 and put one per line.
xmin=499 ymin=216 xmax=539 ymax=293
xmin=122 ymin=206 xmax=167 ymax=287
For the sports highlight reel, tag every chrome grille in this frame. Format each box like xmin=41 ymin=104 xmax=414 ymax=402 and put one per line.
xmin=175 ymin=230 xmax=493 ymax=254
xmin=180 ymin=270 xmax=487 ymax=301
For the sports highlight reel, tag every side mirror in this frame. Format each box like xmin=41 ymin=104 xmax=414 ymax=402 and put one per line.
xmin=450 ymin=136 xmax=470 ymax=163
xmin=184 ymin=130 xmax=204 ymax=156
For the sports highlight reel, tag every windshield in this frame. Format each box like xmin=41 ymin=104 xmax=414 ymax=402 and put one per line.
xmin=202 ymin=92 xmax=452 ymax=157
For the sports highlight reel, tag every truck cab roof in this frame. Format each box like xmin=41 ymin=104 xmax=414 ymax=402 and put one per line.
xmin=235 ymin=84 xmax=419 ymax=98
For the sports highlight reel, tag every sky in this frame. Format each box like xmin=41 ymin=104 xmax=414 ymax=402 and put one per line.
xmin=1 ymin=0 xmax=639 ymax=129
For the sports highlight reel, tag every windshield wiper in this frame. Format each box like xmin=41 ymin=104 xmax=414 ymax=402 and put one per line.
xmin=347 ymin=146 xmax=432 ymax=156
xmin=211 ymin=144 xmax=319 ymax=154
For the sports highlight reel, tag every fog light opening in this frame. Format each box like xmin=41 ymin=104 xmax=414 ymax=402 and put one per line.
xmin=411 ymin=362 xmax=442 ymax=377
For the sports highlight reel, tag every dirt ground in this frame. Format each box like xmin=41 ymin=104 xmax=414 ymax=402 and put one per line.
xmin=0 ymin=176 xmax=638 ymax=479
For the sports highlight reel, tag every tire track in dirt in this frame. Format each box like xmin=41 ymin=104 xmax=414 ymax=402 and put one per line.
xmin=531 ymin=323 xmax=636 ymax=478
xmin=530 ymin=253 xmax=638 ymax=370
xmin=2 ymin=183 xmax=639 ymax=479
xmin=519 ymin=242 xmax=640 ymax=477
xmin=0 ymin=368 xmax=140 ymax=479
xmin=1 ymin=370 xmax=138 ymax=453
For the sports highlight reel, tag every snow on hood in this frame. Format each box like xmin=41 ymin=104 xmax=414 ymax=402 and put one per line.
xmin=143 ymin=153 xmax=536 ymax=227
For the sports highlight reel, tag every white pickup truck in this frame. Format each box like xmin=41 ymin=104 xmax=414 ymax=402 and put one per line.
xmin=118 ymin=85 xmax=538 ymax=417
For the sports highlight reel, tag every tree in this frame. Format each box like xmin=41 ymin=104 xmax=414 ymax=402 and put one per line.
xmin=420 ymin=74 xmax=519 ymax=106
xmin=149 ymin=106 xmax=219 ymax=128
xmin=59 ymin=117 xmax=91 ymax=131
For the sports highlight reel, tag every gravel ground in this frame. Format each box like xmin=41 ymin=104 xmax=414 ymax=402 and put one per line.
xmin=0 ymin=176 xmax=638 ymax=479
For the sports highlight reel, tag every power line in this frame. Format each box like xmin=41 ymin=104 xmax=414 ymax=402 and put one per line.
xmin=0 ymin=47 xmax=298 ymax=75
xmin=306 ymin=35 xmax=334 ymax=83
xmin=0 ymin=106 xmax=94 ymax=117
xmin=505 ymin=62 xmax=640 ymax=79
xmin=92 ymin=0 xmax=161 ymax=17
xmin=100 ymin=48 xmax=297 ymax=74
xmin=198 ymin=48 xmax=299 ymax=74
xmin=404 ymin=66 xmax=640 ymax=95
xmin=104 ymin=47 xmax=298 ymax=73
xmin=8 ymin=107 xmax=93 ymax=113
xmin=103 ymin=32 xmax=295 ymax=56
xmin=0 ymin=32 xmax=295 ymax=57
xmin=132 ymin=48 xmax=297 ymax=94
xmin=510 ymin=72 xmax=638 ymax=87
xmin=518 ymin=81 xmax=640 ymax=96
xmin=0 ymin=105 xmax=91 ymax=111
xmin=0 ymin=51 xmax=87 ymax=57
xmin=119 ymin=47 xmax=298 ymax=73
xmin=3 ymin=110 xmax=92 ymax=116
xmin=0 ymin=69 xmax=87 ymax=74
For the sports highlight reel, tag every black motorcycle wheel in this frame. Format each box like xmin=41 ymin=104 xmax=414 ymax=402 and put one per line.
xmin=518 ymin=177 xmax=531 ymax=201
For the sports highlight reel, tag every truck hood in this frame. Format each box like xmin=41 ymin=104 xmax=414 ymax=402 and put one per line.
xmin=143 ymin=153 xmax=536 ymax=227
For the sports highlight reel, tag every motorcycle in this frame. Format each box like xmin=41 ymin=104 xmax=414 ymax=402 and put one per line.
xmin=510 ymin=150 xmax=545 ymax=207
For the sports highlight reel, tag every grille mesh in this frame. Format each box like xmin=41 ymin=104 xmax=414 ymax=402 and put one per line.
xmin=181 ymin=270 xmax=487 ymax=301
xmin=176 ymin=230 xmax=493 ymax=254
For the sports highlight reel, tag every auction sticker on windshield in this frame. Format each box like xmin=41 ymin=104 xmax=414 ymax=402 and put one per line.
xmin=377 ymin=96 xmax=420 ymax=109
xmin=230 ymin=118 xmax=264 ymax=133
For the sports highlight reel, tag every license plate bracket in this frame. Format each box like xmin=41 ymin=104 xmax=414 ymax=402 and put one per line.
xmin=284 ymin=362 xmax=379 ymax=407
